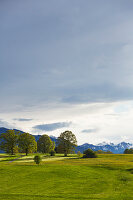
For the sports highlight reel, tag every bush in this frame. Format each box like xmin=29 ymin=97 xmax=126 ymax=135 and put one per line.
xmin=50 ymin=150 xmax=55 ymax=156
xmin=83 ymin=148 xmax=97 ymax=158
xmin=34 ymin=155 xmax=42 ymax=164
xmin=124 ymin=148 xmax=133 ymax=154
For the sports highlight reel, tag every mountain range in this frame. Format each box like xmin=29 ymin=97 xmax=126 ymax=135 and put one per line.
xmin=0 ymin=127 xmax=132 ymax=154
xmin=75 ymin=142 xmax=132 ymax=154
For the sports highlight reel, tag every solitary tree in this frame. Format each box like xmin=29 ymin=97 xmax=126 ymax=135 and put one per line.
xmin=57 ymin=130 xmax=77 ymax=156
xmin=18 ymin=133 xmax=37 ymax=156
xmin=34 ymin=155 xmax=42 ymax=165
xmin=0 ymin=130 xmax=19 ymax=155
xmin=37 ymin=134 xmax=54 ymax=153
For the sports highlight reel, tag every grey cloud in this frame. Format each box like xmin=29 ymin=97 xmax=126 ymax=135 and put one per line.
xmin=104 ymin=114 xmax=120 ymax=116
xmin=33 ymin=122 xmax=72 ymax=131
xmin=61 ymin=83 xmax=133 ymax=104
xmin=1 ymin=1 xmax=133 ymax=111
xmin=82 ymin=128 xmax=98 ymax=133
xmin=13 ymin=118 xmax=33 ymax=122
xmin=0 ymin=120 xmax=13 ymax=129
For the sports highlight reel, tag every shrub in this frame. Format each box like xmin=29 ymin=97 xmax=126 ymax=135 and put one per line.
xmin=106 ymin=151 xmax=113 ymax=154
xmin=83 ymin=148 xmax=97 ymax=158
xmin=34 ymin=155 xmax=42 ymax=164
xmin=50 ymin=150 xmax=55 ymax=156
xmin=124 ymin=148 xmax=133 ymax=154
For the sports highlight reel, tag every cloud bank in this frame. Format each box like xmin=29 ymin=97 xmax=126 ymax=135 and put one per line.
xmin=1 ymin=1 xmax=133 ymax=144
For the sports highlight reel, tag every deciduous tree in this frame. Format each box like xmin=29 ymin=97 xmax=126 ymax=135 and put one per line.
xmin=57 ymin=130 xmax=77 ymax=156
xmin=18 ymin=133 xmax=37 ymax=156
xmin=0 ymin=130 xmax=19 ymax=155
xmin=37 ymin=134 xmax=54 ymax=153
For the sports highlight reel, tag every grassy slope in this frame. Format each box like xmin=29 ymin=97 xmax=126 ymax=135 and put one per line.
xmin=0 ymin=154 xmax=133 ymax=200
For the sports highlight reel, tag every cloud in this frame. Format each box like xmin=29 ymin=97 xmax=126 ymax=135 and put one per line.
xmin=33 ymin=122 xmax=72 ymax=131
xmin=61 ymin=83 xmax=133 ymax=104
xmin=1 ymin=1 xmax=133 ymax=113
xmin=1 ymin=1 xmax=133 ymax=145
xmin=13 ymin=118 xmax=33 ymax=122
xmin=104 ymin=114 xmax=120 ymax=116
xmin=0 ymin=120 xmax=13 ymax=129
xmin=82 ymin=128 xmax=98 ymax=133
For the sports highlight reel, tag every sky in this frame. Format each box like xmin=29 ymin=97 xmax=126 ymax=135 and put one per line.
xmin=1 ymin=0 xmax=133 ymax=145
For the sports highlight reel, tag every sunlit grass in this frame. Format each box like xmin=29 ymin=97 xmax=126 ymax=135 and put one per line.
xmin=0 ymin=154 xmax=133 ymax=199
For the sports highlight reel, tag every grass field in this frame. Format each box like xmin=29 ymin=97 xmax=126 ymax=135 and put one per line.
xmin=1 ymin=154 xmax=133 ymax=200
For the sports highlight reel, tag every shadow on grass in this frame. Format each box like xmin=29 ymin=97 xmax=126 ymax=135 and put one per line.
xmin=127 ymin=168 xmax=133 ymax=174
xmin=0 ymin=193 xmax=99 ymax=200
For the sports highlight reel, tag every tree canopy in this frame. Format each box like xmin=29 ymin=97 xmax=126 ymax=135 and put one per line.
xmin=124 ymin=148 xmax=133 ymax=154
xmin=0 ymin=130 xmax=19 ymax=155
xmin=57 ymin=130 xmax=77 ymax=156
xmin=18 ymin=133 xmax=37 ymax=155
xmin=37 ymin=134 xmax=54 ymax=153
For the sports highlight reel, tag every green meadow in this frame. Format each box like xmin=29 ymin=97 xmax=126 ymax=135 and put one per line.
xmin=0 ymin=154 xmax=133 ymax=200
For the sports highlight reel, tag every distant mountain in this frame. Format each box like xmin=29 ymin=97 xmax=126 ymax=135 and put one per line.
xmin=0 ymin=128 xmax=57 ymax=143
xmin=0 ymin=127 xmax=10 ymax=134
xmin=0 ymin=127 xmax=24 ymax=134
xmin=34 ymin=134 xmax=57 ymax=144
xmin=0 ymin=127 xmax=132 ymax=154
xmin=75 ymin=142 xmax=133 ymax=154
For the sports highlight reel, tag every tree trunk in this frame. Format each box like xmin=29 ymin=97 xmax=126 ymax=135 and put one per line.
xmin=11 ymin=148 xmax=14 ymax=155
xmin=26 ymin=149 xmax=28 ymax=156
xmin=64 ymin=151 xmax=67 ymax=157
xmin=11 ymin=146 xmax=14 ymax=155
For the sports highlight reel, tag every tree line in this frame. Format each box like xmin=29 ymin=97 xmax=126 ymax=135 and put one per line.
xmin=0 ymin=130 xmax=77 ymax=156
xmin=2 ymin=129 xmax=131 ymax=157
